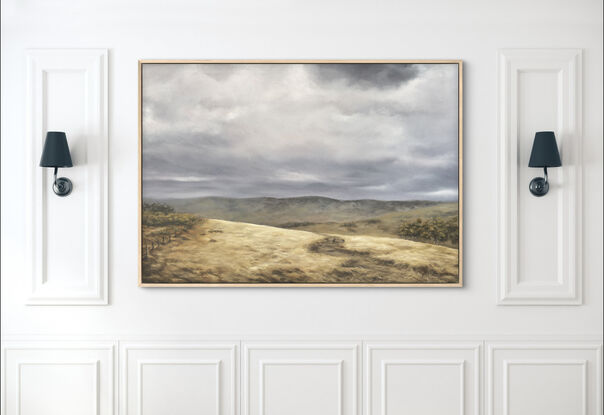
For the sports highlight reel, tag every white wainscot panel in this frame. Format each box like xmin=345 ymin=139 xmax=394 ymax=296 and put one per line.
xmin=487 ymin=343 xmax=602 ymax=415
xmin=497 ymin=49 xmax=582 ymax=305
xmin=243 ymin=342 xmax=360 ymax=415
xmin=365 ymin=343 xmax=481 ymax=415
xmin=25 ymin=49 xmax=108 ymax=305
xmin=1 ymin=342 xmax=115 ymax=415
xmin=120 ymin=342 xmax=238 ymax=415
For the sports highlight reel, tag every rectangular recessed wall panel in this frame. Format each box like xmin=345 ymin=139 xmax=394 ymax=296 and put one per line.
xmin=18 ymin=362 xmax=99 ymax=415
xmin=516 ymin=70 xmax=561 ymax=285
xmin=1 ymin=342 xmax=115 ymax=415
xmin=120 ymin=342 xmax=238 ymax=415
xmin=243 ymin=343 xmax=359 ymax=415
xmin=487 ymin=343 xmax=602 ymax=415
xmin=365 ymin=343 xmax=481 ymax=415
xmin=25 ymin=49 xmax=108 ymax=305
xmin=497 ymin=49 xmax=582 ymax=305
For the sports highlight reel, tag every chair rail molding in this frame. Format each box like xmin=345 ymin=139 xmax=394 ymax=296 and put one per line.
xmin=25 ymin=49 xmax=108 ymax=305
xmin=497 ymin=48 xmax=582 ymax=305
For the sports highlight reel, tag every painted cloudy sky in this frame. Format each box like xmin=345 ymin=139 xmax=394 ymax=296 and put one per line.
xmin=142 ymin=63 xmax=459 ymax=201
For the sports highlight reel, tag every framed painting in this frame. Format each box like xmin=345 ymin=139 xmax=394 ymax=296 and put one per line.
xmin=139 ymin=60 xmax=463 ymax=286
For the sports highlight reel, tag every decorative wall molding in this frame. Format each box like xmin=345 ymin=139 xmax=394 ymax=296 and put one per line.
xmin=136 ymin=359 xmax=221 ymax=415
xmin=1 ymin=342 xmax=115 ymax=415
xmin=487 ymin=343 xmax=602 ymax=415
xmin=502 ymin=359 xmax=587 ymax=415
xmin=243 ymin=343 xmax=359 ymax=415
xmin=2 ymin=338 xmax=601 ymax=415
xmin=497 ymin=48 xmax=582 ymax=305
xmin=120 ymin=342 xmax=238 ymax=415
xmin=25 ymin=49 xmax=108 ymax=305
xmin=259 ymin=359 xmax=344 ymax=415
xmin=15 ymin=360 xmax=100 ymax=415
xmin=381 ymin=360 xmax=465 ymax=415
xmin=365 ymin=343 xmax=481 ymax=415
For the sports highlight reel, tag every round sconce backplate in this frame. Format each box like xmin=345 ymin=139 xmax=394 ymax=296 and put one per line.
xmin=529 ymin=177 xmax=549 ymax=197
xmin=53 ymin=177 xmax=73 ymax=197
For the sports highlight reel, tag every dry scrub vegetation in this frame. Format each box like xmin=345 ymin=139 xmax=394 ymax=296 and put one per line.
xmin=141 ymin=203 xmax=459 ymax=284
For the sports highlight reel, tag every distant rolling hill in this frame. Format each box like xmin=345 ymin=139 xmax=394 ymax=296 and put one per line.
xmin=152 ymin=196 xmax=455 ymax=227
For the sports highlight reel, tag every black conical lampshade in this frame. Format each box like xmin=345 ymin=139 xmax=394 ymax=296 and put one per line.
xmin=528 ymin=131 xmax=562 ymax=168
xmin=39 ymin=131 xmax=73 ymax=168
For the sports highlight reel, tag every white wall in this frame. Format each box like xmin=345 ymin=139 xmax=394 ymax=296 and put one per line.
xmin=1 ymin=0 xmax=602 ymax=413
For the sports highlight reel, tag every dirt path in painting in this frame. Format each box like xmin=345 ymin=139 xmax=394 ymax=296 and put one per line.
xmin=142 ymin=219 xmax=459 ymax=284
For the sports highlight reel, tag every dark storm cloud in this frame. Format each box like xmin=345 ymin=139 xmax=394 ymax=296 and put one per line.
xmin=141 ymin=63 xmax=459 ymax=201
xmin=313 ymin=63 xmax=420 ymax=89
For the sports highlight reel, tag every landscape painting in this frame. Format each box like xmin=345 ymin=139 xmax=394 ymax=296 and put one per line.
xmin=139 ymin=60 xmax=462 ymax=286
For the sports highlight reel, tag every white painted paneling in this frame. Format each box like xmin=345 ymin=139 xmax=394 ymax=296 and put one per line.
xmin=0 ymin=0 xmax=602 ymax=412
xmin=497 ymin=49 xmax=582 ymax=305
xmin=487 ymin=343 xmax=602 ymax=415
xmin=243 ymin=343 xmax=359 ymax=415
xmin=120 ymin=342 xmax=238 ymax=415
xmin=1 ymin=342 xmax=115 ymax=415
xmin=365 ymin=343 xmax=481 ymax=415
xmin=25 ymin=49 xmax=108 ymax=305
xmin=17 ymin=361 xmax=99 ymax=415
xmin=2 ymin=338 xmax=603 ymax=414
xmin=1 ymin=0 xmax=602 ymax=340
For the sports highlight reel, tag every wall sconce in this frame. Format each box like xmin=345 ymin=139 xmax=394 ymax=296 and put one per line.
xmin=39 ymin=131 xmax=73 ymax=197
xmin=528 ymin=131 xmax=562 ymax=197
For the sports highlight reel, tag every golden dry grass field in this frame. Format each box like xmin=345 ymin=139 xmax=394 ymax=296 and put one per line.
xmin=142 ymin=218 xmax=459 ymax=284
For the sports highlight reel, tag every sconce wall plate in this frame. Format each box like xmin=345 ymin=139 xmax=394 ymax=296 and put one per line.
xmin=53 ymin=173 xmax=73 ymax=196
xmin=529 ymin=174 xmax=549 ymax=197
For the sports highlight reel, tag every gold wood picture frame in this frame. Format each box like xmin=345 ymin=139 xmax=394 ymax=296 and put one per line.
xmin=139 ymin=60 xmax=463 ymax=287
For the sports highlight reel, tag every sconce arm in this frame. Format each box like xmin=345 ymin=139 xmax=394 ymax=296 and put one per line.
xmin=543 ymin=166 xmax=548 ymax=185
xmin=50 ymin=166 xmax=72 ymax=197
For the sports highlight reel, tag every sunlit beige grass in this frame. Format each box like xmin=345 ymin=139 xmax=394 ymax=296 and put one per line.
xmin=343 ymin=234 xmax=458 ymax=277
xmin=142 ymin=218 xmax=459 ymax=284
